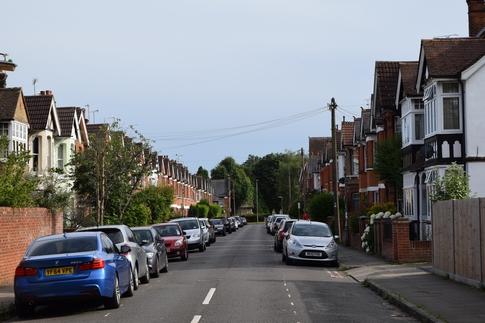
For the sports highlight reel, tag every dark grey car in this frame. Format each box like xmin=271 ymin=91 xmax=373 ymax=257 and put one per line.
xmin=131 ymin=226 xmax=168 ymax=278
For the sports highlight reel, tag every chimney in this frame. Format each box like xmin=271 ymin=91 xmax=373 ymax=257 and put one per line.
xmin=0 ymin=72 xmax=7 ymax=88
xmin=40 ymin=90 xmax=45 ymax=95
xmin=467 ymin=0 xmax=485 ymax=37
xmin=46 ymin=90 xmax=52 ymax=95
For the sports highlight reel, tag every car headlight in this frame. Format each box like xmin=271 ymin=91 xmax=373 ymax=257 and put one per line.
xmin=174 ymin=238 xmax=183 ymax=246
xmin=146 ymin=252 xmax=154 ymax=258
xmin=192 ymin=234 xmax=200 ymax=239
xmin=289 ymin=239 xmax=302 ymax=248
xmin=326 ymin=240 xmax=336 ymax=248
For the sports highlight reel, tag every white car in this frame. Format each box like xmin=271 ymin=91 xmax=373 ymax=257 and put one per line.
xmin=282 ymin=220 xmax=339 ymax=267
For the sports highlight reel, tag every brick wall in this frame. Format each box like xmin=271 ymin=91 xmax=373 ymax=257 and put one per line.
xmin=0 ymin=207 xmax=63 ymax=285
xmin=375 ymin=218 xmax=431 ymax=263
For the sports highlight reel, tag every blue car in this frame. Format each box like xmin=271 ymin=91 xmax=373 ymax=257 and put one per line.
xmin=14 ymin=231 xmax=134 ymax=317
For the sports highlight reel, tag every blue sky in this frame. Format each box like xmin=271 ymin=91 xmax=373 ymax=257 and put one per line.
xmin=2 ymin=1 xmax=469 ymax=173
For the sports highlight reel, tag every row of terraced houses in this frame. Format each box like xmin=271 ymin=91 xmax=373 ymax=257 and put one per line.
xmin=302 ymin=0 xmax=485 ymax=241
xmin=0 ymin=80 xmax=228 ymax=219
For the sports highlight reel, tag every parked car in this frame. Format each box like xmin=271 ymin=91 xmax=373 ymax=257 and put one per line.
xmin=270 ymin=215 xmax=290 ymax=235
xmin=199 ymin=218 xmax=216 ymax=246
xmin=77 ymin=224 xmax=150 ymax=289
xmin=151 ymin=223 xmax=188 ymax=261
xmin=213 ymin=217 xmax=232 ymax=234
xmin=210 ymin=218 xmax=226 ymax=236
xmin=229 ymin=216 xmax=239 ymax=231
xmin=14 ymin=231 xmax=133 ymax=317
xmin=234 ymin=216 xmax=244 ymax=227
xmin=266 ymin=215 xmax=274 ymax=233
xmin=170 ymin=217 xmax=206 ymax=252
xmin=131 ymin=226 xmax=168 ymax=277
xmin=282 ymin=220 xmax=339 ymax=266
xmin=274 ymin=219 xmax=297 ymax=252
xmin=241 ymin=217 xmax=248 ymax=225
xmin=227 ymin=217 xmax=236 ymax=232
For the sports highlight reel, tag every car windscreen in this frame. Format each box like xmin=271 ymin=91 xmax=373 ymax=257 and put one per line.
xmin=176 ymin=220 xmax=199 ymax=230
xmin=291 ymin=224 xmax=332 ymax=237
xmin=154 ymin=225 xmax=181 ymax=237
xmin=27 ymin=236 xmax=98 ymax=256
xmin=211 ymin=219 xmax=222 ymax=225
xmin=133 ymin=229 xmax=153 ymax=243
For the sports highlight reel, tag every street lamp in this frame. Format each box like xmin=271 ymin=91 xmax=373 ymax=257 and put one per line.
xmin=278 ymin=196 xmax=283 ymax=214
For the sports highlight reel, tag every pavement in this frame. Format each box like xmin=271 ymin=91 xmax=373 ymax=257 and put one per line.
xmin=1 ymin=246 xmax=485 ymax=322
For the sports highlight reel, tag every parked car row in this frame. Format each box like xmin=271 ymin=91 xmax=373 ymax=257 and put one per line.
xmin=14 ymin=216 xmax=249 ymax=317
xmin=271 ymin=218 xmax=340 ymax=267
xmin=14 ymin=224 xmax=171 ymax=317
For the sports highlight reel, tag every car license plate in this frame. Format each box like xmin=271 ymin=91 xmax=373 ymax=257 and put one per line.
xmin=45 ymin=266 xmax=74 ymax=276
xmin=305 ymin=252 xmax=322 ymax=257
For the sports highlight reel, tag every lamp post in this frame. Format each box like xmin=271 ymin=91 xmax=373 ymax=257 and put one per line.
xmin=278 ymin=196 xmax=283 ymax=214
xmin=256 ymin=180 xmax=259 ymax=223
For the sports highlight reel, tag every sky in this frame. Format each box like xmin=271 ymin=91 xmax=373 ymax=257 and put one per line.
xmin=2 ymin=1 xmax=469 ymax=174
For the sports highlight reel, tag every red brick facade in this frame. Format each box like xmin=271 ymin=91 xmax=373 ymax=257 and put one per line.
xmin=0 ymin=207 xmax=63 ymax=285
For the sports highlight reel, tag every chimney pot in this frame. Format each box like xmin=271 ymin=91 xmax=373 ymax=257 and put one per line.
xmin=40 ymin=90 xmax=45 ymax=95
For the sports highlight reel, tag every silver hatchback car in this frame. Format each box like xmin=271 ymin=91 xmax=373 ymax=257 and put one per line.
xmin=282 ymin=220 xmax=339 ymax=267
xmin=77 ymin=224 xmax=150 ymax=289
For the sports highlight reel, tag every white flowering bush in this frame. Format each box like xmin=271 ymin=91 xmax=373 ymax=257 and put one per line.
xmin=360 ymin=203 xmax=401 ymax=253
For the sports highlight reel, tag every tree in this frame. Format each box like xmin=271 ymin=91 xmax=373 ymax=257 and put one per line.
xmin=129 ymin=185 xmax=174 ymax=224
xmin=0 ymin=135 xmax=38 ymax=207
xmin=246 ymin=153 xmax=284 ymax=213
xmin=211 ymin=157 xmax=252 ymax=212
xmin=307 ymin=193 xmax=335 ymax=222
xmin=68 ymin=120 xmax=154 ymax=225
xmin=374 ymin=134 xmax=403 ymax=203
xmin=276 ymin=150 xmax=303 ymax=213
xmin=196 ymin=166 xmax=209 ymax=179
xmin=430 ymin=162 xmax=474 ymax=202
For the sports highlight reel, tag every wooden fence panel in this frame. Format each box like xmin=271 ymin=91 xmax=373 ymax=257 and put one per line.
xmin=432 ymin=200 xmax=454 ymax=273
xmin=454 ymin=199 xmax=481 ymax=280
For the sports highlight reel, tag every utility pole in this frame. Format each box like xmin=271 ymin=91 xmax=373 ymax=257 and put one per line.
xmin=288 ymin=170 xmax=291 ymax=212
xmin=301 ymin=148 xmax=306 ymax=215
xmin=329 ymin=98 xmax=341 ymax=237
xmin=256 ymin=180 xmax=259 ymax=223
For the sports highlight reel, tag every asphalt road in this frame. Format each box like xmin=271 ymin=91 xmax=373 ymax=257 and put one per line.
xmin=8 ymin=224 xmax=417 ymax=323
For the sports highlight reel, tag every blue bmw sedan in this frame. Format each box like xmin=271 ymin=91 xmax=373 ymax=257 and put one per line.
xmin=14 ymin=231 xmax=133 ymax=317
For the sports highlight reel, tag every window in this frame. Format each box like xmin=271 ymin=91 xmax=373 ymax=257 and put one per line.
xmin=57 ymin=144 xmax=65 ymax=169
xmin=443 ymin=97 xmax=460 ymax=130
xmin=414 ymin=114 xmax=424 ymax=140
xmin=352 ymin=193 xmax=359 ymax=210
xmin=32 ymin=137 xmax=39 ymax=171
xmin=424 ymin=84 xmax=437 ymax=136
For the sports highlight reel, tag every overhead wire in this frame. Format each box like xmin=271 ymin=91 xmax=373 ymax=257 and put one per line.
xmin=154 ymin=106 xmax=329 ymax=150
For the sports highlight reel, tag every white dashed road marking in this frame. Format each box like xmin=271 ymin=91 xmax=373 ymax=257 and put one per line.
xmin=202 ymin=287 xmax=216 ymax=305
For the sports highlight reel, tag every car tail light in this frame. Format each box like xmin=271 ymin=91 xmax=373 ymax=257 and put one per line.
xmin=78 ymin=258 xmax=105 ymax=271
xmin=15 ymin=266 xmax=38 ymax=276
xmin=279 ymin=230 xmax=285 ymax=238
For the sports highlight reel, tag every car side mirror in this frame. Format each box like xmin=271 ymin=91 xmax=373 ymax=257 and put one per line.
xmin=158 ymin=237 xmax=164 ymax=244
xmin=141 ymin=239 xmax=149 ymax=245
xmin=285 ymin=234 xmax=290 ymax=239
xmin=334 ymin=235 xmax=340 ymax=241
xmin=183 ymin=231 xmax=187 ymax=235
xmin=120 ymin=245 xmax=131 ymax=253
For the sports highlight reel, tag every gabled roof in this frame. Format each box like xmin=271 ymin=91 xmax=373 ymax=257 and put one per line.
xmin=396 ymin=62 xmax=420 ymax=104
xmin=374 ymin=61 xmax=400 ymax=109
xmin=417 ymin=38 xmax=485 ymax=88
xmin=57 ymin=107 xmax=79 ymax=137
xmin=0 ymin=87 xmax=29 ymax=123
xmin=24 ymin=93 xmax=61 ymax=135
xmin=86 ymin=123 xmax=109 ymax=139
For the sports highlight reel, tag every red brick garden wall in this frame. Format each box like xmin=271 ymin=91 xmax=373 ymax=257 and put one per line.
xmin=0 ymin=207 xmax=63 ymax=285
xmin=375 ymin=218 xmax=431 ymax=263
